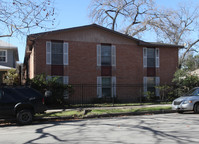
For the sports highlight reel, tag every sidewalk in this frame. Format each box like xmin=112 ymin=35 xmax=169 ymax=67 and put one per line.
xmin=46 ymin=104 xmax=172 ymax=113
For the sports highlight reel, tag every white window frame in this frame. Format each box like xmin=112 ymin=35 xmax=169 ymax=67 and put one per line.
xmin=97 ymin=76 xmax=102 ymax=98
xmin=46 ymin=41 xmax=51 ymax=65
xmin=97 ymin=44 xmax=116 ymax=67
xmin=155 ymin=48 xmax=159 ymax=68
xmin=111 ymin=45 xmax=116 ymax=67
xmin=97 ymin=44 xmax=101 ymax=66
xmin=0 ymin=50 xmax=7 ymax=63
xmin=46 ymin=41 xmax=69 ymax=65
xmin=46 ymin=75 xmax=69 ymax=85
xmin=143 ymin=47 xmax=147 ymax=68
xmin=111 ymin=76 xmax=116 ymax=97
xmin=143 ymin=77 xmax=160 ymax=97
xmin=63 ymin=42 xmax=69 ymax=65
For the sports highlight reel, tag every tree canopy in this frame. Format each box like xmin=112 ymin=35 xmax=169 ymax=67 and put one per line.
xmin=0 ymin=0 xmax=55 ymax=38
xmin=89 ymin=0 xmax=199 ymax=67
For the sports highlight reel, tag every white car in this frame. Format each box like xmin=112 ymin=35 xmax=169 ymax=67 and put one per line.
xmin=172 ymin=87 xmax=199 ymax=113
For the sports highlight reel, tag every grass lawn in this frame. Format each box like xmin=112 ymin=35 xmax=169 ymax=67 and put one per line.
xmin=65 ymin=102 xmax=172 ymax=108
xmin=37 ymin=106 xmax=172 ymax=118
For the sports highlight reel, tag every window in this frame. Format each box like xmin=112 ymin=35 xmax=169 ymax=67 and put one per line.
xmin=147 ymin=48 xmax=155 ymax=67
xmin=102 ymin=77 xmax=111 ymax=98
xmin=143 ymin=77 xmax=160 ymax=96
xmin=46 ymin=76 xmax=68 ymax=85
xmin=101 ymin=45 xmax=111 ymax=66
xmin=52 ymin=42 xmax=63 ymax=65
xmin=147 ymin=77 xmax=156 ymax=93
xmin=97 ymin=76 xmax=116 ymax=98
xmin=143 ymin=48 xmax=159 ymax=68
xmin=97 ymin=44 xmax=116 ymax=66
xmin=0 ymin=50 xmax=7 ymax=62
xmin=46 ymin=41 xmax=68 ymax=65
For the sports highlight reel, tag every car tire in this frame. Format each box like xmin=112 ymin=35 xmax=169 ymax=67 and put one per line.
xmin=194 ymin=103 xmax=199 ymax=114
xmin=16 ymin=110 xmax=33 ymax=125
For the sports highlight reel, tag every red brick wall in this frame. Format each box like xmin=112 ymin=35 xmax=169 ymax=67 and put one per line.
xmin=30 ymin=30 xmax=178 ymax=103
xmin=157 ymin=47 xmax=178 ymax=85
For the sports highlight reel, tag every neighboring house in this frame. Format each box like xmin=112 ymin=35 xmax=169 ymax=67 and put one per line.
xmin=0 ymin=40 xmax=19 ymax=83
xmin=190 ymin=69 xmax=199 ymax=76
xmin=23 ymin=24 xmax=183 ymax=103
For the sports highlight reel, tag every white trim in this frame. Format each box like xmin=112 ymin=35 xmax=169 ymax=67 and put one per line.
xmin=111 ymin=45 xmax=116 ymax=66
xmin=63 ymin=42 xmax=69 ymax=65
xmin=46 ymin=41 xmax=51 ymax=65
xmin=63 ymin=76 xmax=69 ymax=85
xmin=143 ymin=77 xmax=147 ymax=96
xmin=97 ymin=76 xmax=102 ymax=98
xmin=0 ymin=50 xmax=7 ymax=63
xmin=111 ymin=76 xmax=116 ymax=97
xmin=97 ymin=44 xmax=101 ymax=66
xmin=155 ymin=77 xmax=160 ymax=96
xmin=143 ymin=47 xmax=147 ymax=68
xmin=155 ymin=48 xmax=159 ymax=68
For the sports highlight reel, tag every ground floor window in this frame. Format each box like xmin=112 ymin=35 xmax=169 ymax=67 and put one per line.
xmin=46 ymin=75 xmax=69 ymax=85
xmin=102 ymin=77 xmax=111 ymax=98
xmin=143 ymin=77 xmax=160 ymax=96
xmin=97 ymin=76 xmax=116 ymax=98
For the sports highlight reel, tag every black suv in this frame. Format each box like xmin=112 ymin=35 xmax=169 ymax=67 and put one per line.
xmin=0 ymin=86 xmax=46 ymax=125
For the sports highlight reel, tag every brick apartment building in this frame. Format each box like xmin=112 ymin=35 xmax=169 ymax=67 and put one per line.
xmin=23 ymin=24 xmax=183 ymax=103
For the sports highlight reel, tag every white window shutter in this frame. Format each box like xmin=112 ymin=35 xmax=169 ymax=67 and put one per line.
xmin=156 ymin=48 xmax=159 ymax=68
xmin=97 ymin=77 xmax=102 ymax=98
xmin=46 ymin=41 xmax=51 ymax=65
xmin=97 ymin=44 xmax=101 ymax=66
xmin=143 ymin=77 xmax=147 ymax=96
xmin=46 ymin=75 xmax=52 ymax=81
xmin=63 ymin=42 xmax=69 ymax=65
xmin=63 ymin=76 xmax=69 ymax=85
xmin=156 ymin=77 xmax=160 ymax=96
xmin=111 ymin=45 xmax=116 ymax=66
xmin=111 ymin=76 xmax=116 ymax=97
xmin=143 ymin=47 xmax=147 ymax=68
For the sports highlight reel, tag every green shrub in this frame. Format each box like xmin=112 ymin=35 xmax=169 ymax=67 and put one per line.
xmin=29 ymin=74 xmax=74 ymax=106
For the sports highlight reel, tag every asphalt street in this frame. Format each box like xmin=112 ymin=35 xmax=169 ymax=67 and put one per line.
xmin=0 ymin=113 xmax=199 ymax=144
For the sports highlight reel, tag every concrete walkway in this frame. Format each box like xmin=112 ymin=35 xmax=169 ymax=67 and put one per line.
xmin=46 ymin=104 xmax=171 ymax=113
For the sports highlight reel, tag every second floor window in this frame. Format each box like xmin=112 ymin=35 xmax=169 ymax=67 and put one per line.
xmin=46 ymin=41 xmax=68 ymax=65
xmin=0 ymin=50 xmax=7 ymax=62
xmin=143 ymin=48 xmax=159 ymax=68
xmin=52 ymin=42 xmax=63 ymax=65
xmin=97 ymin=44 xmax=116 ymax=66
xmin=101 ymin=45 xmax=111 ymax=66
xmin=147 ymin=48 xmax=155 ymax=67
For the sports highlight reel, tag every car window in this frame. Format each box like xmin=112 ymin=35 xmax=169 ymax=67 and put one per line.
xmin=186 ymin=88 xmax=199 ymax=96
xmin=2 ymin=88 xmax=17 ymax=102
xmin=193 ymin=89 xmax=199 ymax=96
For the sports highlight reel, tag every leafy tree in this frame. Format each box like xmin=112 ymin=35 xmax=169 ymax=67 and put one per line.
xmin=29 ymin=74 xmax=74 ymax=106
xmin=0 ymin=0 xmax=55 ymax=38
xmin=3 ymin=68 xmax=19 ymax=85
xmin=173 ymin=69 xmax=199 ymax=96
xmin=182 ymin=54 xmax=199 ymax=71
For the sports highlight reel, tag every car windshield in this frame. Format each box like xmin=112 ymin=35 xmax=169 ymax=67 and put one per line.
xmin=185 ymin=88 xmax=199 ymax=96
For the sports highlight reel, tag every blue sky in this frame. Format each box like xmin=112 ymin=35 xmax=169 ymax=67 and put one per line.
xmin=1 ymin=0 xmax=198 ymax=63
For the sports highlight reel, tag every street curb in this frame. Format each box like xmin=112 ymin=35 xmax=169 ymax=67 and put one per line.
xmin=34 ymin=110 xmax=176 ymax=122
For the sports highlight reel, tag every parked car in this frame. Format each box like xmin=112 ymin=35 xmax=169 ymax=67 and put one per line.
xmin=172 ymin=87 xmax=199 ymax=113
xmin=0 ymin=86 xmax=46 ymax=125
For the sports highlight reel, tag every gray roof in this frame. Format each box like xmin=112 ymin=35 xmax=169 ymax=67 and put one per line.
xmin=0 ymin=40 xmax=18 ymax=49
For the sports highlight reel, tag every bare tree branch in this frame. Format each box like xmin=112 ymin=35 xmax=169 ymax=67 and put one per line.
xmin=0 ymin=0 xmax=55 ymax=38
